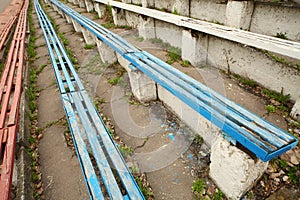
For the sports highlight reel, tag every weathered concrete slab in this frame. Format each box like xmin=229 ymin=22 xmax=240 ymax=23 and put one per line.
xmin=210 ymin=136 xmax=268 ymax=199
xmin=225 ymin=0 xmax=254 ymax=30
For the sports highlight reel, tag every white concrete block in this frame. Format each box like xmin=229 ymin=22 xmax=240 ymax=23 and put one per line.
xmin=96 ymin=39 xmax=117 ymax=64
xmin=210 ymin=136 xmax=268 ymax=199
xmin=132 ymin=0 xmax=142 ymax=5
xmin=84 ymin=0 xmax=94 ymax=12
xmin=154 ymin=0 xmax=172 ymax=11
xmin=81 ymin=27 xmax=96 ymax=45
xmin=182 ymin=29 xmax=208 ymax=67
xmin=117 ymin=54 xmax=157 ymax=102
xmin=52 ymin=4 xmax=58 ymax=12
xmin=155 ymin=20 xmax=182 ymax=48
xmin=142 ymin=0 xmax=154 ymax=8
xmin=58 ymin=9 xmax=64 ymax=17
xmin=291 ymin=95 xmax=300 ymax=121
xmin=250 ymin=4 xmax=300 ymax=42
xmin=157 ymin=85 xmax=219 ymax=146
xmin=112 ymin=8 xmax=129 ymax=26
xmin=172 ymin=0 xmax=189 ymax=16
xmin=65 ymin=14 xmax=72 ymax=24
xmin=138 ymin=16 xmax=156 ymax=39
xmin=226 ymin=0 xmax=254 ymax=30
xmin=207 ymin=35 xmax=300 ymax=101
xmin=94 ymin=2 xmax=106 ymax=18
xmin=78 ymin=0 xmax=86 ymax=8
xmin=190 ymin=0 xmax=227 ymax=24
xmin=125 ymin=11 xmax=140 ymax=28
xmin=71 ymin=18 xmax=82 ymax=33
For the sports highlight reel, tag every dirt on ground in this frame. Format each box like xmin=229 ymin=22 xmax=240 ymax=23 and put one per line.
xmin=28 ymin=1 xmax=300 ymax=200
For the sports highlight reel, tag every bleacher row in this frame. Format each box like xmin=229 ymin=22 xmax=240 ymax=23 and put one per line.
xmin=0 ymin=0 xmax=29 ymax=200
xmin=0 ymin=0 xmax=298 ymax=199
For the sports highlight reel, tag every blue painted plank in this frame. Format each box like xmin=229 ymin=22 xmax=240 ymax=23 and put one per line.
xmin=124 ymin=53 xmax=275 ymax=155
xmin=52 ymin=0 xmax=138 ymax=55
xmin=48 ymin=0 xmax=298 ymax=163
xmin=134 ymin=52 xmax=287 ymax=148
xmin=36 ymin=3 xmax=75 ymax=93
xmin=80 ymin=91 xmax=145 ymax=200
xmin=35 ymin=1 xmax=104 ymax=198
xmin=140 ymin=51 xmax=296 ymax=143
xmin=71 ymin=92 xmax=124 ymax=200
xmin=34 ymin=3 xmax=65 ymax=93
xmin=61 ymin=94 xmax=105 ymax=199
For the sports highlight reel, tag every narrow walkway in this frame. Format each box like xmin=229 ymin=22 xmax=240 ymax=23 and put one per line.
xmin=31 ymin=5 xmax=89 ymax=200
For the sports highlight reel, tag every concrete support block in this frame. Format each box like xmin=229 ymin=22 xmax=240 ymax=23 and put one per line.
xmin=78 ymin=0 xmax=86 ymax=8
xmin=95 ymin=39 xmax=117 ymax=64
xmin=141 ymin=0 xmax=154 ymax=8
xmin=65 ymin=14 xmax=72 ymax=24
xmin=172 ymin=0 xmax=189 ymax=16
xmin=182 ymin=30 xmax=209 ymax=67
xmin=138 ymin=16 xmax=156 ymax=39
xmin=117 ymin=54 xmax=157 ymax=102
xmin=125 ymin=11 xmax=140 ymax=28
xmin=225 ymin=0 xmax=254 ymax=30
xmin=71 ymin=19 xmax=82 ymax=32
xmin=132 ymin=0 xmax=142 ymax=5
xmin=81 ymin=27 xmax=96 ymax=45
xmin=94 ymin=2 xmax=106 ymax=18
xmin=84 ymin=0 xmax=94 ymax=12
xmin=210 ymin=136 xmax=268 ymax=199
xmin=58 ymin=9 xmax=64 ymax=18
xmin=291 ymin=96 xmax=300 ymax=121
xmin=155 ymin=20 xmax=182 ymax=48
xmin=52 ymin=4 xmax=58 ymax=12
xmin=157 ymin=85 xmax=219 ymax=146
xmin=112 ymin=8 xmax=129 ymax=27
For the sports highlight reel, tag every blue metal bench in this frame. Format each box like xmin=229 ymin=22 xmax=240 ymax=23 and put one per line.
xmin=49 ymin=0 xmax=298 ymax=162
xmin=34 ymin=1 xmax=145 ymax=199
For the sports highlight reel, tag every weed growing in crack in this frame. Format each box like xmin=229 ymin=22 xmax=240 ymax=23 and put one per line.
xmin=84 ymin=44 xmax=95 ymax=49
xmin=266 ymin=105 xmax=276 ymax=113
xmin=191 ymin=134 xmax=203 ymax=145
xmin=58 ymin=32 xmax=69 ymax=45
xmin=275 ymin=32 xmax=288 ymax=40
xmin=167 ymin=46 xmax=181 ymax=64
xmin=27 ymin=1 xmax=44 ymax=198
xmin=135 ymin=176 xmax=154 ymax=199
xmin=181 ymin=60 xmax=191 ymax=67
xmin=263 ymin=88 xmax=290 ymax=104
xmin=36 ymin=64 xmax=47 ymax=74
xmin=118 ymin=145 xmax=133 ymax=157
xmin=212 ymin=189 xmax=224 ymax=200
xmin=192 ymin=178 xmax=206 ymax=197
xmin=108 ymin=77 xmax=121 ymax=85
xmin=172 ymin=9 xmax=180 ymax=15
xmin=232 ymin=73 xmax=257 ymax=87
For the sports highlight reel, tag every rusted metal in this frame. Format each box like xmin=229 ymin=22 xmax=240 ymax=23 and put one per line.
xmin=0 ymin=0 xmax=24 ymax=55
xmin=0 ymin=0 xmax=28 ymax=199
